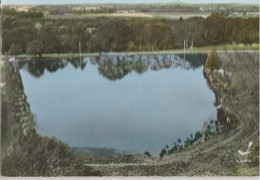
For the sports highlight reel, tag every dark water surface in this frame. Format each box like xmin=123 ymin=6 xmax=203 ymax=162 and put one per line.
xmin=19 ymin=54 xmax=216 ymax=155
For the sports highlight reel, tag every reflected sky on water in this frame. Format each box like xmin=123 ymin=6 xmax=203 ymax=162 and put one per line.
xmin=19 ymin=54 xmax=216 ymax=155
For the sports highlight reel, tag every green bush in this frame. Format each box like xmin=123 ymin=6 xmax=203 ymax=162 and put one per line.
xmin=206 ymin=51 xmax=220 ymax=71
xmin=144 ymin=151 xmax=152 ymax=157
xmin=159 ymin=148 xmax=167 ymax=158
xmin=2 ymin=133 xmax=101 ymax=176
xmin=217 ymin=108 xmax=238 ymax=129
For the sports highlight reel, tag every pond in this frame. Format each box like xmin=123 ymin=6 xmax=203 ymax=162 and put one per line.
xmin=18 ymin=53 xmax=217 ymax=155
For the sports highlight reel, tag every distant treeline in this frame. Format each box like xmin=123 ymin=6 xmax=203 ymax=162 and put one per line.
xmin=2 ymin=8 xmax=259 ymax=56
xmin=28 ymin=4 xmax=259 ymax=15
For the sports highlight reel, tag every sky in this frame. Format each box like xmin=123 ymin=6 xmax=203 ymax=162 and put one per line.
xmin=2 ymin=0 xmax=259 ymax=5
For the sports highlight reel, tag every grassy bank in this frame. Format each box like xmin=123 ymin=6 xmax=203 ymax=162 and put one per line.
xmin=1 ymin=62 xmax=101 ymax=176
xmin=3 ymin=44 xmax=259 ymax=59
xmin=193 ymin=43 xmax=259 ymax=51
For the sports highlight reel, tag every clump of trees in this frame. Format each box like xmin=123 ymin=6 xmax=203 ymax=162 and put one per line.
xmin=2 ymin=8 xmax=259 ymax=56
xmin=170 ymin=16 xmax=207 ymax=49
xmin=129 ymin=20 xmax=175 ymax=51
xmin=159 ymin=119 xmax=224 ymax=158
xmin=205 ymin=13 xmax=259 ymax=44
xmin=2 ymin=8 xmax=176 ymax=56
xmin=89 ymin=19 xmax=131 ymax=52
xmin=206 ymin=51 xmax=219 ymax=70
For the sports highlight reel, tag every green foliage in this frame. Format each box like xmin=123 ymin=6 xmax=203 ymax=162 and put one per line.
xmin=194 ymin=131 xmax=203 ymax=141
xmin=217 ymin=108 xmax=238 ymax=129
xmin=26 ymin=38 xmax=45 ymax=57
xmin=144 ymin=151 xmax=152 ymax=157
xmin=170 ymin=16 xmax=207 ymax=48
xmin=206 ymin=51 xmax=219 ymax=70
xmin=2 ymin=134 xmax=101 ymax=176
xmin=248 ymin=141 xmax=259 ymax=165
xmin=2 ymin=8 xmax=259 ymax=56
xmin=159 ymin=148 xmax=167 ymax=158
xmin=205 ymin=13 xmax=259 ymax=44
xmin=169 ymin=143 xmax=178 ymax=154
xmin=129 ymin=20 xmax=175 ymax=51
xmin=90 ymin=19 xmax=131 ymax=52
xmin=234 ymin=163 xmax=259 ymax=176
xmin=2 ymin=8 xmax=175 ymax=55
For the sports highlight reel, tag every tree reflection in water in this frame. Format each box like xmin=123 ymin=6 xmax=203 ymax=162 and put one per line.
xmin=45 ymin=59 xmax=68 ymax=73
xmin=98 ymin=57 xmax=133 ymax=81
xmin=27 ymin=60 xmax=45 ymax=78
xmin=18 ymin=54 xmax=206 ymax=80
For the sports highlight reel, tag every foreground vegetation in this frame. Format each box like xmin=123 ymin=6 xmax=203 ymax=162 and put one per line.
xmin=1 ymin=62 xmax=101 ymax=176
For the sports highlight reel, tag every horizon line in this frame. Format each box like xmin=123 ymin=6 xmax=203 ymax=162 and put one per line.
xmin=2 ymin=2 xmax=259 ymax=5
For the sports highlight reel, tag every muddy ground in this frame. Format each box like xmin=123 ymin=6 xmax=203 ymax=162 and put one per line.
xmin=83 ymin=51 xmax=259 ymax=176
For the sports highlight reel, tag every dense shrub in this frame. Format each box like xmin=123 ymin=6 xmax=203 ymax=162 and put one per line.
xmin=159 ymin=148 xmax=167 ymax=158
xmin=2 ymin=133 xmax=101 ymax=176
xmin=144 ymin=151 xmax=152 ymax=157
xmin=206 ymin=51 xmax=219 ymax=70
xmin=217 ymin=108 xmax=238 ymax=129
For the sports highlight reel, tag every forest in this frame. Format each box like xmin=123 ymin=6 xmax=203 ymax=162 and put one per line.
xmin=2 ymin=8 xmax=259 ymax=57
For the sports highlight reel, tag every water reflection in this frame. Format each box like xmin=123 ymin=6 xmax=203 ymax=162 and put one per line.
xmin=18 ymin=53 xmax=216 ymax=155
xmin=98 ymin=58 xmax=133 ymax=81
xmin=68 ymin=57 xmax=87 ymax=70
xmin=18 ymin=54 xmax=206 ymax=80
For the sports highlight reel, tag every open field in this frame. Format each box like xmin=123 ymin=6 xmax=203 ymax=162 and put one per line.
xmin=44 ymin=12 xmax=153 ymax=19
xmin=110 ymin=12 xmax=153 ymax=18
xmin=45 ymin=12 xmax=209 ymax=20
xmin=150 ymin=12 xmax=212 ymax=19
xmin=45 ymin=12 xmax=259 ymax=20
xmin=6 ymin=3 xmax=258 ymax=18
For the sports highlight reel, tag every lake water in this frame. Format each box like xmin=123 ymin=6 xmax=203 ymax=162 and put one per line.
xmin=19 ymin=53 xmax=217 ymax=155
